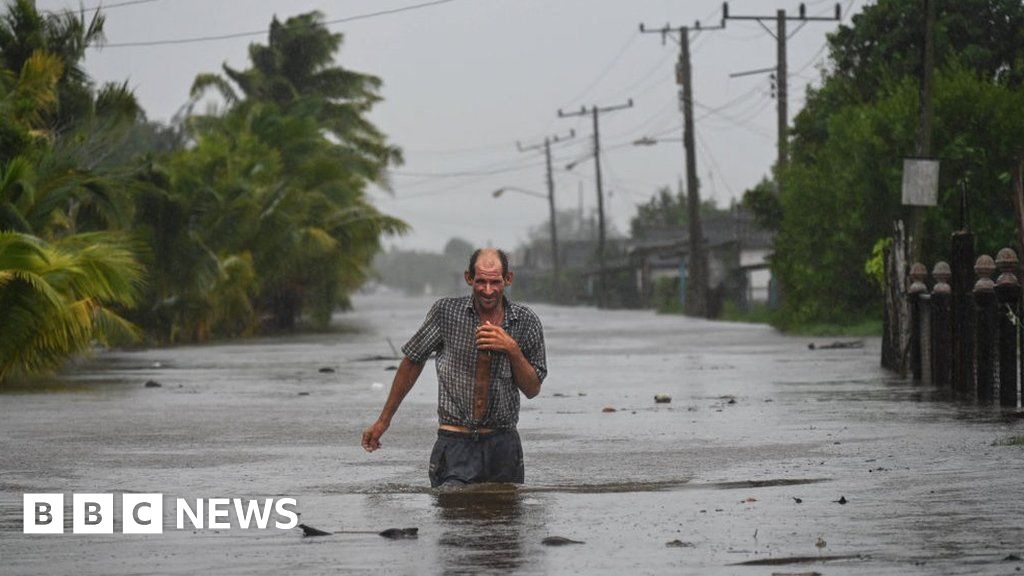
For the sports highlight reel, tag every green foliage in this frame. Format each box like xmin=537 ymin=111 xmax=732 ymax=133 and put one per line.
xmin=0 ymin=3 xmax=406 ymax=380
xmin=773 ymin=0 xmax=1024 ymax=329
xmin=131 ymin=10 xmax=406 ymax=340
xmin=741 ymin=177 xmax=781 ymax=231
xmin=0 ymin=1 xmax=149 ymax=383
xmin=0 ymin=230 xmax=143 ymax=382
xmin=652 ymin=276 xmax=683 ymax=314
xmin=374 ymin=244 xmax=469 ymax=296
xmin=992 ymin=435 xmax=1024 ymax=447
xmin=630 ymin=185 xmax=725 ymax=238
xmin=864 ymin=238 xmax=891 ymax=293
xmin=718 ymin=301 xmax=774 ymax=325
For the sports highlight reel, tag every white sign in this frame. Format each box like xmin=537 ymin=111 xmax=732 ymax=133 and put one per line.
xmin=902 ymin=158 xmax=939 ymax=206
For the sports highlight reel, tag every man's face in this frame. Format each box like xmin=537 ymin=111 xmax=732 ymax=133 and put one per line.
xmin=465 ymin=254 xmax=510 ymax=313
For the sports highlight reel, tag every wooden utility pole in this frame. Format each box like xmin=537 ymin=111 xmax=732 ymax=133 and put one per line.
xmin=639 ymin=17 xmax=725 ymax=317
xmin=725 ymin=2 xmax=841 ymax=187
xmin=558 ymin=100 xmax=634 ymax=308
xmin=516 ymin=130 xmax=575 ymax=299
xmin=910 ymin=0 xmax=936 ymax=263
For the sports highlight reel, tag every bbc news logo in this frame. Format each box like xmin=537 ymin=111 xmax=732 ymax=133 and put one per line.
xmin=23 ymin=494 xmax=299 ymax=534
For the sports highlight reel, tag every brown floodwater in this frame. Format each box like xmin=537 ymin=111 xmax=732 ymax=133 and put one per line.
xmin=1 ymin=292 xmax=1022 ymax=575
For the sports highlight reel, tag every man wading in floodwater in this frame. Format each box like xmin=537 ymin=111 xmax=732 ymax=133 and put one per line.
xmin=361 ymin=248 xmax=547 ymax=487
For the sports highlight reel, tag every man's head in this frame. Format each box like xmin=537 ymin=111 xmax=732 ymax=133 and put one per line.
xmin=465 ymin=248 xmax=512 ymax=313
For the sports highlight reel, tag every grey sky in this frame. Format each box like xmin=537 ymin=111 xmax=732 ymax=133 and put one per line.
xmin=38 ymin=0 xmax=867 ymax=253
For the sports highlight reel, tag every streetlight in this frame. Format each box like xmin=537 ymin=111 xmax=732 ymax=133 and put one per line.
xmin=633 ymin=136 xmax=684 ymax=146
xmin=492 ymin=186 xmax=547 ymax=200
xmin=492 ymin=186 xmax=560 ymax=297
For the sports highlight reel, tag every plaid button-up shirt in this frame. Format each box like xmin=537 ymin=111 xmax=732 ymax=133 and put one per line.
xmin=402 ymin=295 xmax=547 ymax=430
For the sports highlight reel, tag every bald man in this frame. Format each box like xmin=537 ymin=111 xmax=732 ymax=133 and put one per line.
xmin=361 ymin=248 xmax=548 ymax=487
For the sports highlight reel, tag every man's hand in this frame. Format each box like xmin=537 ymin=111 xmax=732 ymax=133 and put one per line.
xmin=475 ymin=321 xmax=518 ymax=353
xmin=361 ymin=419 xmax=389 ymax=452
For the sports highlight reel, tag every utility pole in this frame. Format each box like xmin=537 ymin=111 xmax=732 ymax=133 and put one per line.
xmin=639 ymin=16 xmax=725 ymax=318
xmin=516 ymin=129 xmax=575 ymax=299
xmin=910 ymin=0 xmax=936 ymax=262
xmin=558 ymin=99 xmax=634 ymax=309
xmin=725 ymin=2 xmax=841 ymax=186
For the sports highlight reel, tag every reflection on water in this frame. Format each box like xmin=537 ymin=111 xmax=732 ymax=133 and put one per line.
xmin=434 ymin=484 xmax=540 ymax=574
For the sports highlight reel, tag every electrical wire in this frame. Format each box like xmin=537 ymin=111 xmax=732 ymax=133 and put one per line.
xmin=102 ymin=0 xmax=458 ymax=47
xmin=694 ymin=126 xmax=736 ymax=199
xmin=558 ymin=31 xmax=640 ymax=108
xmin=56 ymin=0 xmax=161 ymax=12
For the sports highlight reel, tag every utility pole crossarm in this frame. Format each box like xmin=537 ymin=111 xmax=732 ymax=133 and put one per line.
xmin=723 ymin=2 xmax=842 ymax=22
xmin=516 ymin=129 xmax=574 ymax=153
xmin=724 ymin=1 xmax=841 ymax=185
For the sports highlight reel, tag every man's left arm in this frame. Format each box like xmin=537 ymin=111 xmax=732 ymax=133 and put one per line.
xmin=475 ymin=321 xmax=545 ymax=399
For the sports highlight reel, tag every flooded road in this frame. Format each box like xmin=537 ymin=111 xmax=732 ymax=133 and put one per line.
xmin=2 ymin=292 xmax=1022 ymax=575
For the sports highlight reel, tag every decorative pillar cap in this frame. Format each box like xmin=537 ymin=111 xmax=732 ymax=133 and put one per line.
xmin=995 ymin=247 xmax=1018 ymax=272
xmin=974 ymin=254 xmax=996 ymax=278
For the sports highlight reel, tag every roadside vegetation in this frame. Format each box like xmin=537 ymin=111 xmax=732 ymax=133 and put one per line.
xmin=0 ymin=2 xmax=404 ymax=382
xmin=744 ymin=0 xmax=1024 ymax=332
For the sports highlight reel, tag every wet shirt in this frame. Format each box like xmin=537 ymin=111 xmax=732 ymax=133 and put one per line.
xmin=402 ymin=295 xmax=547 ymax=430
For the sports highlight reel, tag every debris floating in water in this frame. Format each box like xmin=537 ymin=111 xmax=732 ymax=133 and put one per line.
xmin=792 ymin=497 xmax=803 ymax=504
xmin=378 ymin=527 xmax=418 ymax=539
xmin=299 ymin=523 xmax=332 ymax=537
xmin=318 ymin=367 xmax=335 ymax=373
xmin=808 ymin=340 xmax=864 ymax=350
xmin=298 ymin=524 xmax=418 ymax=539
xmin=601 ymin=406 xmax=617 ymax=413
xmin=371 ymin=382 xmax=385 ymax=390
xmin=542 ymin=536 xmax=585 ymax=546
xmin=144 ymin=380 xmax=162 ymax=388
xmin=654 ymin=393 xmax=672 ymax=404
xmin=665 ymin=539 xmax=694 ymax=548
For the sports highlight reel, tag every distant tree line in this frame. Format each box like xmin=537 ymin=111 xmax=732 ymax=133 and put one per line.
xmin=372 ymin=237 xmax=474 ymax=297
xmin=0 ymin=2 xmax=405 ymax=382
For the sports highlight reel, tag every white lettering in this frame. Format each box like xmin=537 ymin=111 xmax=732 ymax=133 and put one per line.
xmin=208 ymin=498 xmax=230 ymax=529
xmin=233 ymin=498 xmax=273 ymax=529
xmin=176 ymin=498 xmax=203 ymax=529
xmin=274 ymin=498 xmax=298 ymax=529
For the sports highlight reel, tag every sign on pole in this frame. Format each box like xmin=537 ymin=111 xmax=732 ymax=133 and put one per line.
xmin=902 ymin=158 xmax=940 ymax=206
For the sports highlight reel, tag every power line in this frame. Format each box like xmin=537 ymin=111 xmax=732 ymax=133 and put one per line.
xmin=56 ymin=0 xmax=162 ymax=13
xmin=604 ymin=46 xmax=675 ymax=102
xmin=559 ymin=32 xmax=639 ymax=108
xmin=391 ymin=162 xmax=544 ymax=178
xmin=102 ymin=0 xmax=458 ymax=48
xmin=694 ymin=126 xmax=736 ymax=199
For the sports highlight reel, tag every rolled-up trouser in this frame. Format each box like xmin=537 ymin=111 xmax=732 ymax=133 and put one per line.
xmin=428 ymin=429 xmax=524 ymax=488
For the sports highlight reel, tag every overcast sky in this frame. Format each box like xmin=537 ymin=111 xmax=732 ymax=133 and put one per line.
xmin=37 ymin=0 xmax=868 ymax=254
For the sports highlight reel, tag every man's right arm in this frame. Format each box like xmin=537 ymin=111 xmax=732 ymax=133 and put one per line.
xmin=361 ymin=356 xmax=426 ymax=452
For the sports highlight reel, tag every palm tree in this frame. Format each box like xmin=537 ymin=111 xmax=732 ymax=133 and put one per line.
xmin=191 ymin=10 xmax=403 ymax=179
xmin=0 ymin=230 xmax=142 ymax=383
xmin=176 ymin=12 xmax=407 ymax=332
xmin=0 ymin=2 xmax=148 ymax=381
